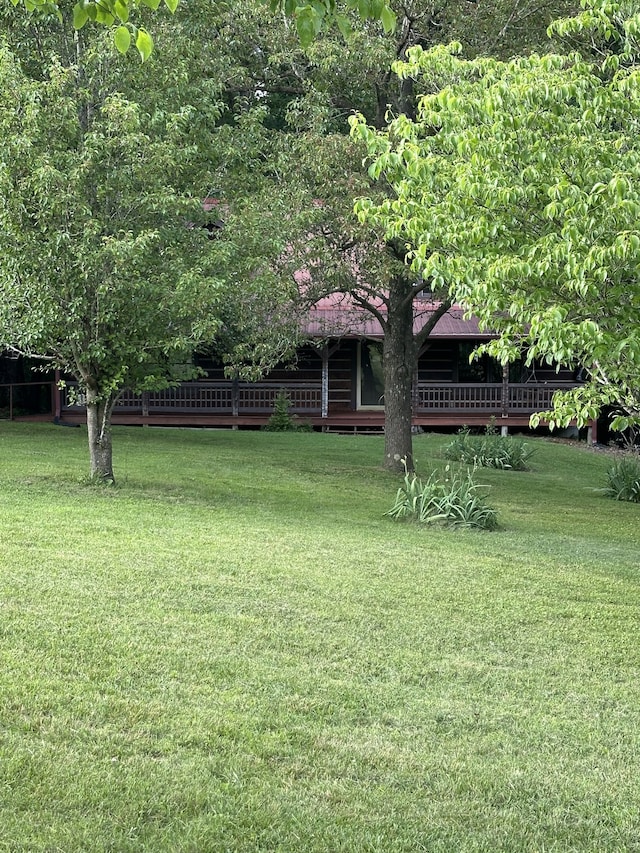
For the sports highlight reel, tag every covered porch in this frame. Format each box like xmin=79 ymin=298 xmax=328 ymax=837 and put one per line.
xmin=56 ymin=376 xmax=578 ymax=432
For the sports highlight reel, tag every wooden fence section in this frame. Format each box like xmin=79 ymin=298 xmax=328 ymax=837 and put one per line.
xmin=507 ymin=383 xmax=566 ymax=412
xmin=417 ymin=383 xmax=503 ymax=412
xmin=60 ymin=379 xmax=575 ymax=419
xmin=118 ymin=384 xmax=235 ymax=413
xmin=0 ymin=381 xmax=56 ymax=420
xmin=63 ymin=381 xmax=324 ymax=416
xmin=236 ymin=382 xmax=322 ymax=413
xmin=416 ymin=382 xmax=571 ymax=413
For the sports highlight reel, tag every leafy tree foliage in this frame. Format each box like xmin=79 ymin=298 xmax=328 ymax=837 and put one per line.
xmin=351 ymin=0 xmax=640 ymax=433
xmin=213 ymin=0 xmax=576 ymax=470
xmin=2 ymin=0 xmax=585 ymax=475
xmin=0 ymin=11 xmax=222 ymax=480
xmin=8 ymin=0 xmax=397 ymax=57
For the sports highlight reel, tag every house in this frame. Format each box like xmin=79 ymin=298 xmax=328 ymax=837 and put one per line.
xmin=50 ymin=296 xmax=581 ymax=433
xmin=0 ymin=351 xmax=55 ymax=421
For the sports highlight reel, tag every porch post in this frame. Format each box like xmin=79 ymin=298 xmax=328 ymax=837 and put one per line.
xmin=53 ymin=370 xmax=61 ymax=421
xmin=232 ymin=378 xmax=239 ymax=418
xmin=501 ymin=363 xmax=510 ymax=422
xmin=321 ymin=345 xmax=329 ymax=420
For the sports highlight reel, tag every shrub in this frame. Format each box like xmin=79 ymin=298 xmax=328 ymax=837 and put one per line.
xmin=444 ymin=422 xmax=534 ymax=470
xmin=604 ymin=456 xmax=640 ymax=502
xmin=385 ymin=463 xmax=498 ymax=530
xmin=262 ymin=389 xmax=312 ymax=432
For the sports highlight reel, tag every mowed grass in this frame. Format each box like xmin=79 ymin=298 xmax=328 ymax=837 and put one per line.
xmin=1 ymin=422 xmax=639 ymax=853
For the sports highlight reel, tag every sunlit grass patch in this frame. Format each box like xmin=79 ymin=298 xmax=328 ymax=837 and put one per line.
xmin=0 ymin=423 xmax=639 ymax=851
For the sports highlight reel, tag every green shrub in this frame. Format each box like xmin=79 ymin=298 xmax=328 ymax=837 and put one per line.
xmin=444 ymin=423 xmax=534 ymax=470
xmin=262 ymin=389 xmax=312 ymax=432
xmin=604 ymin=456 xmax=640 ymax=502
xmin=385 ymin=463 xmax=498 ymax=530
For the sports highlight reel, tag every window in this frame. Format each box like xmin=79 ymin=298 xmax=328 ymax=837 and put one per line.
xmin=358 ymin=340 xmax=385 ymax=409
xmin=457 ymin=342 xmax=502 ymax=383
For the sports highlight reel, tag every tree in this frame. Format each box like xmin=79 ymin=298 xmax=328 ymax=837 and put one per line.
xmin=8 ymin=0 xmax=397 ymax=56
xmin=210 ymin=0 xmax=576 ymax=469
xmin=350 ymin=0 xmax=640 ymax=434
xmin=0 ymin=12 xmax=223 ymax=480
xmin=276 ymin=133 xmax=453 ymax=472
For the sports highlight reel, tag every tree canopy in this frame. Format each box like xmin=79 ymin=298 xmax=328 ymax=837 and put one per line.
xmin=8 ymin=0 xmax=397 ymax=57
xmin=351 ymin=0 xmax=640 ymax=433
xmin=192 ymin=0 xmax=579 ymax=470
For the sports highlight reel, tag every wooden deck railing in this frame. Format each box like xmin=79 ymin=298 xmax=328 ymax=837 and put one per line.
xmin=62 ymin=381 xmax=324 ymax=415
xmin=417 ymin=383 xmax=503 ymax=412
xmin=507 ymin=383 xmax=570 ymax=412
xmin=0 ymin=381 xmax=55 ymax=419
xmin=117 ymin=384 xmax=235 ymax=413
xmin=416 ymin=382 xmax=574 ymax=413
xmin=60 ymin=379 xmax=577 ymax=418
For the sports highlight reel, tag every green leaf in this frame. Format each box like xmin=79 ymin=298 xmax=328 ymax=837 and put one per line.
xmin=94 ymin=6 xmax=115 ymax=25
xmin=114 ymin=25 xmax=131 ymax=54
xmin=295 ymin=6 xmax=320 ymax=49
xmin=357 ymin=0 xmax=369 ymax=21
xmin=380 ymin=3 xmax=396 ymax=33
xmin=164 ymin=0 xmax=179 ymax=12
xmin=72 ymin=2 xmax=89 ymax=28
xmin=113 ymin=0 xmax=128 ymax=21
xmin=336 ymin=13 xmax=352 ymax=40
xmin=136 ymin=27 xmax=154 ymax=61
xmin=140 ymin=0 xmax=161 ymax=9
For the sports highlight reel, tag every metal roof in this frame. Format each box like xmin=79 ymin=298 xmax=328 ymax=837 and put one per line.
xmin=303 ymin=299 xmax=493 ymax=340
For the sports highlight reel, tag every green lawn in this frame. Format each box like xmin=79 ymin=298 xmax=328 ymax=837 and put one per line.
xmin=1 ymin=423 xmax=639 ymax=852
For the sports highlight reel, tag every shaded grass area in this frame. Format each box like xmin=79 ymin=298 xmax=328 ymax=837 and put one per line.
xmin=1 ymin=423 xmax=639 ymax=852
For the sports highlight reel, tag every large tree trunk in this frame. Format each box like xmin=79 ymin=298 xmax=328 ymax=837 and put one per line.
xmin=85 ymin=387 xmax=116 ymax=482
xmin=383 ymin=280 xmax=417 ymax=472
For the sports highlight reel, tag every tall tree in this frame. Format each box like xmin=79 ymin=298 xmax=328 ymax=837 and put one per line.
xmin=0 ymin=10 xmax=222 ymax=480
xmin=350 ymin=0 xmax=640 ymax=434
xmin=209 ymin=0 xmax=577 ymax=469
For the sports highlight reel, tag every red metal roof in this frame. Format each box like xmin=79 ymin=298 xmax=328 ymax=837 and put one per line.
xmin=303 ymin=296 xmax=493 ymax=339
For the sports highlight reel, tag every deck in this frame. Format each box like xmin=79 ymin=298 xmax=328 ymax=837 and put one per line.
xmin=48 ymin=380 xmax=578 ymax=431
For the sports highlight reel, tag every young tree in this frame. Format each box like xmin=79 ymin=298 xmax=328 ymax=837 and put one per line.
xmin=0 ymin=15 xmax=222 ymax=480
xmin=350 ymin=0 xmax=640 ymax=434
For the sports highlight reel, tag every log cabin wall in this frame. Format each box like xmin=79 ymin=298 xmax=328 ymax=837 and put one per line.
xmin=327 ymin=340 xmax=356 ymax=414
xmin=417 ymin=342 xmax=456 ymax=383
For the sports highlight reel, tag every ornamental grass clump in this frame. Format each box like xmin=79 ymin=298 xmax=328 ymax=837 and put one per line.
xmin=385 ymin=462 xmax=498 ymax=530
xmin=604 ymin=456 xmax=640 ymax=502
xmin=444 ymin=423 xmax=534 ymax=471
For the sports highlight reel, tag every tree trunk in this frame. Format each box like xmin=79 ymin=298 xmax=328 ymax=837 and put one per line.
xmin=383 ymin=279 xmax=417 ymax=472
xmin=85 ymin=387 xmax=116 ymax=482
